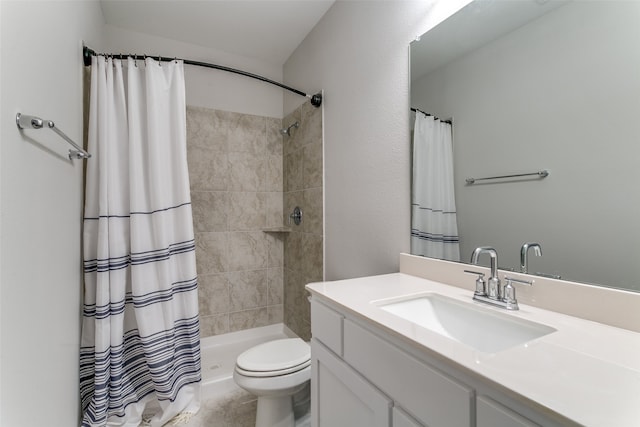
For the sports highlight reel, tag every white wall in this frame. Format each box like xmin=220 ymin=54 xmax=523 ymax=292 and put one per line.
xmin=103 ymin=25 xmax=286 ymax=118
xmin=412 ymin=1 xmax=640 ymax=290
xmin=283 ymin=0 xmax=471 ymax=280
xmin=0 ymin=1 xmax=104 ymax=425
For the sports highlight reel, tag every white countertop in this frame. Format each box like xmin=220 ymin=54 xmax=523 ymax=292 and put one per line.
xmin=306 ymin=273 xmax=640 ymax=427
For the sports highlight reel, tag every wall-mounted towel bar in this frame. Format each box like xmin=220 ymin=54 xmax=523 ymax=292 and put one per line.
xmin=16 ymin=113 xmax=91 ymax=160
xmin=465 ymin=170 xmax=549 ymax=185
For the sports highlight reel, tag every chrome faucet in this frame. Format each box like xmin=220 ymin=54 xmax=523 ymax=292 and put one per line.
xmin=520 ymin=242 xmax=542 ymax=274
xmin=467 ymin=246 xmax=533 ymax=310
xmin=470 ymin=247 xmax=501 ymax=299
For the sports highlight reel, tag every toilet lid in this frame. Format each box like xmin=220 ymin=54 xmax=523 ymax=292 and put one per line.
xmin=236 ymin=338 xmax=310 ymax=372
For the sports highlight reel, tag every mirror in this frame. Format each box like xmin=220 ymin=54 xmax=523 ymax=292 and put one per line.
xmin=410 ymin=0 xmax=640 ymax=293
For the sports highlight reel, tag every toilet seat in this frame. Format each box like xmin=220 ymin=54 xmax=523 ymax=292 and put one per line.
xmin=236 ymin=338 xmax=310 ymax=377
xmin=235 ymin=359 xmax=311 ymax=377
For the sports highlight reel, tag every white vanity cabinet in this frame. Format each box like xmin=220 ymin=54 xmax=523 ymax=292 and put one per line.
xmin=476 ymin=396 xmax=539 ymax=427
xmin=311 ymin=295 xmax=392 ymax=427
xmin=311 ymin=339 xmax=391 ymax=427
xmin=343 ymin=319 xmax=473 ymax=427
xmin=310 ymin=297 xmax=562 ymax=427
xmin=392 ymin=407 xmax=424 ymax=427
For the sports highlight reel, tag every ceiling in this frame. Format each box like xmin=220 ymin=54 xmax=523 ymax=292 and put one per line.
xmin=100 ymin=0 xmax=335 ymax=65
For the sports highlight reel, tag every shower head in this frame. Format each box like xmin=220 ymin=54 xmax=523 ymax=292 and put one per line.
xmin=280 ymin=121 xmax=300 ymax=136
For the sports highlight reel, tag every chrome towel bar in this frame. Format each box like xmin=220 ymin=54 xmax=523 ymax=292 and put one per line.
xmin=16 ymin=113 xmax=91 ymax=160
xmin=465 ymin=170 xmax=548 ymax=185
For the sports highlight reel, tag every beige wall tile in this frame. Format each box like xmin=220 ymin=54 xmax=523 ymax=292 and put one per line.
xmin=227 ymin=231 xmax=268 ymax=271
xmin=266 ymin=232 xmax=284 ymax=268
xmin=228 ymin=269 xmax=268 ymax=311
xmin=297 ymin=284 xmax=311 ymax=330
xmin=303 ymin=188 xmax=323 ymax=235
xmin=186 ymin=106 xmax=228 ymax=153
xmin=267 ymin=304 xmax=284 ymax=324
xmin=265 ymin=155 xmax=283 ymax=192
xmin=284 ymin=149 xmax=303 ymax=192
xmin=298 ymin=321 xmax=311 ymax=342
xmin=284 ymin=267 xmax=302 ymax=309
xmin=226 ymin=112 xmax=267 ymax=155
xmin=198 ymin=273 xmax=230 ymax=316
xmin=303 ymin=142 xmax=323 ymax=189
xmin=298 ymin=102 xmax=323 ymax=147
xmin=284 ymin=308 xmax=295 ymax=329
xmin=267 ymin=267 xmax=284 ymax=305
xmin=284 ymin=307 xmax=310 ymax=342
xmin=228 ymin=152 xmax=265 ymax=192
xmin=188 ymin=148 xmax=228 ymax=191
xmin=228 ymin=192 xmax=266 ymax=231
xmin=200 ymin=314 xmax=230 ymax=336
xmin=229 ymin=308 xmax=269 ymax=332
xmin=187 ymin=105 xmax=320 ymax=338
xmin=284 ymin=231 xmax=303 ymax=271
xmin=195 ymin=232 xmax=228 ymax=275
xmin=265 ymin=192 xmax=284 ymax=228
xmin=283 ymin=109 xmax=302 ymax=155
xmin=302 ymin=233 xmax=324 ymax=282
xmin=266 ymin=117 xmax=284 ymax=155
xmin=192 ymin=191 xmax=228 ymax=232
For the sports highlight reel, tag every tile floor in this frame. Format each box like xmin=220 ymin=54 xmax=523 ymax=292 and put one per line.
xmin=182 ymin=388 xmax=258 ymax=427
xmin=179 ymin=384 xmax=311 ymax=427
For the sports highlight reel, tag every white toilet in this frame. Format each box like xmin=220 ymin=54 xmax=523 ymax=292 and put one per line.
xmin=233 ymin=338 xmax=311 ymax=427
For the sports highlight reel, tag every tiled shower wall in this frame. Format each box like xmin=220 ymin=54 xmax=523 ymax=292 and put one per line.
xmin=187 ymin=106 xmax=286 ymax=337
xmin=186 ymin=103 xmax=323 ymax=339
xmin=283 ymin=102 xmax=324 ymax=341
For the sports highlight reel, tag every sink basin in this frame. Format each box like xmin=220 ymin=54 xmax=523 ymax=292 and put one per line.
xmin=377 ymin=294 xmax=556 ymax=353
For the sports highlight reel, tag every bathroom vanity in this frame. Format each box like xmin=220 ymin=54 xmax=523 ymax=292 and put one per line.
xmin=306 ymin=255 xmax=640 ymax=427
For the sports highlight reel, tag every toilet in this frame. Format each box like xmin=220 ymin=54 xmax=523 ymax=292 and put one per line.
xmin=233 ymin=338 xmax=311 ymax=427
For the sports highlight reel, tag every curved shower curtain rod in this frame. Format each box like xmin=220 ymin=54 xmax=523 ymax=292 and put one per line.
xmin=83 ymin=46 xmax=322 ymax=108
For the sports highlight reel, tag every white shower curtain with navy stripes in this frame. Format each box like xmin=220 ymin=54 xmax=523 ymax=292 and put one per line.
xmin=80 ymin=56 xmax=201 ymax=427
xmin=411 ymin=113 xmax=460 ymax=262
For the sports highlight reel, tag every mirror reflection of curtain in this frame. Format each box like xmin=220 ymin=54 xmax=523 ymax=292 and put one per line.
xmin=411 ymin=113 xmax=460 ymax=261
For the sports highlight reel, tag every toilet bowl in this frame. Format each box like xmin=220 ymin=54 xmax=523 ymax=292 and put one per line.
xmin=233 ymin=338 xmax=311 ymax=427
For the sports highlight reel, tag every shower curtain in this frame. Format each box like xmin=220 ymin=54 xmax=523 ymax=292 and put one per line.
xmin=80 ymin=56 xmax=201 ymax=426
xmin=411 ymin=113 xmax=460 ymax=262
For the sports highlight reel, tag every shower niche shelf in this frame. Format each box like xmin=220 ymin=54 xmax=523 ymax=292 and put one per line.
xmin=262 ymin=227 xmax=292 ymax=234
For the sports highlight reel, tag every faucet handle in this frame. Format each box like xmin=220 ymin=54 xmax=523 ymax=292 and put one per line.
xmin=502 ymin=276 xmax=534 ymax=311
xmin=464 ymin=269 xmax=484 ymax=276
xmin=464 ymin=270 xmax=486 ymax=297
xmin=504 ymin=276 xmax=534 ymax=286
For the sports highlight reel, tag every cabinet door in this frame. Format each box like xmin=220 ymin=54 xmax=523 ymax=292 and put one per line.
xmin=343 ymin=319 xmax=473 ymax=427
xmin=393 ymin=407 xmax=424 ymax=427
xmin=311 ymin=339 xmax=392 ymax=427
xmin=477 ymin=396 xmax=540 ymax=427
